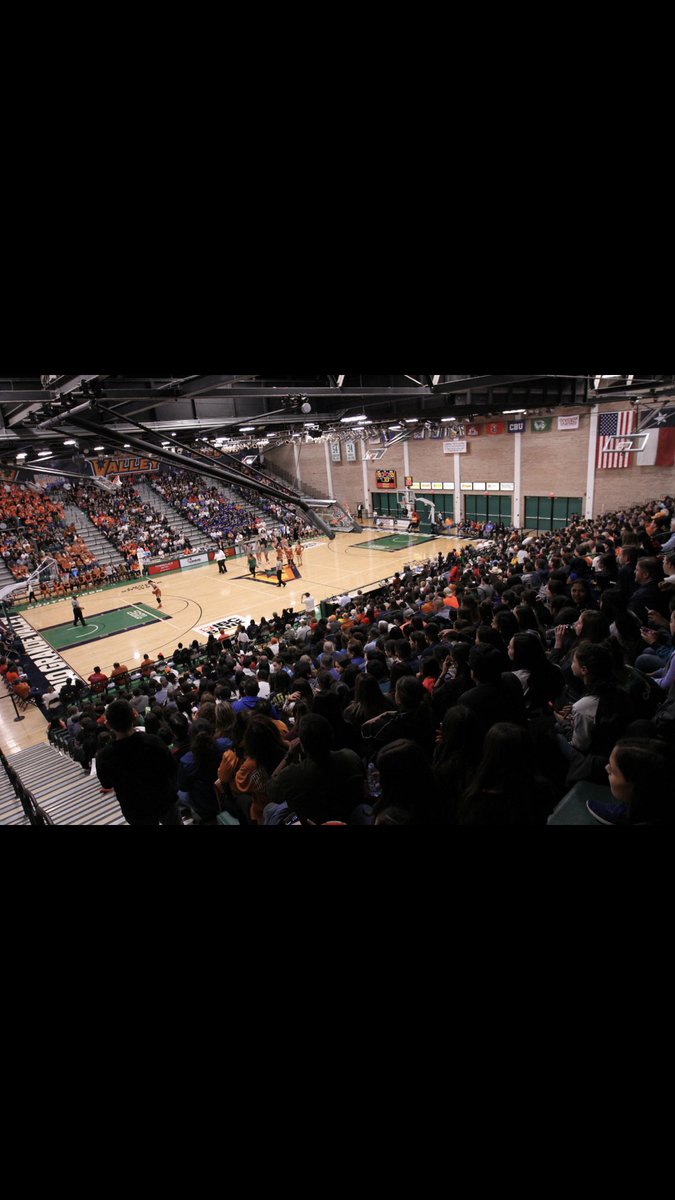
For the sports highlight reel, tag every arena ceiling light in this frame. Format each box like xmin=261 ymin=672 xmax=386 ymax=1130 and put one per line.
xmin=594 ymin=375 xmax=635 ymax=390
xmin=340 ymin=414 xmax=367 ymax=423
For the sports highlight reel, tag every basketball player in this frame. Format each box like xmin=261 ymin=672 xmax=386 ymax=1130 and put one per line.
xmin=150 ymin=582 xmax=163 ymax=609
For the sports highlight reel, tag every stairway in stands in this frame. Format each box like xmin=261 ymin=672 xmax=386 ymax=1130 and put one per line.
xmin=62 ymin=503 xmax=126 ymax=574
xmin=135 ymin=480 xmax=218 ymax=555
xmin=194 ymin=475 xmax=280 ymax=534
xmin=0 ymin=557 xmax=18 ymax=591
xmin=3 ymin=744 xmax=127 ymax=825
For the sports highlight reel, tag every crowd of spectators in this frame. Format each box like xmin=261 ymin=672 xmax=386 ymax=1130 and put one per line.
xmin=66 ymin=480 xmax=193 ymax=568
xmin=28 ymin=494 xmax=671 ymax=826
xmin=5 ymin=483 xmax=674 ymax=826
xmin=2 ymin=470 xmax=320 ymax=604
xmin=1 ymin=482 xmax=102 ymax=587
xmin=149 ymin=468 xmax=315 ymax=547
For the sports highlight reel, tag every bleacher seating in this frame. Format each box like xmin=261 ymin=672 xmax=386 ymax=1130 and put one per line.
xmin=4 ymin=744 xmax=126 ymax=825
xmin=0 ymin=751 xmax=31 ymax=825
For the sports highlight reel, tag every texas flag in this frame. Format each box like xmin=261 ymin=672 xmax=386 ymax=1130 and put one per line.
xmin=637 ymin=406 xmax=675 ymax=468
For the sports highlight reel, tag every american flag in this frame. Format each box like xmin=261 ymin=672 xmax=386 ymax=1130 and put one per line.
xmin=597 ymin=410 xmax=636 ymax=469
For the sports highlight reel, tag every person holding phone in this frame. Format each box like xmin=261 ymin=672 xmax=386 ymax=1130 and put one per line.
xmin=636 ymin=600 xmax=675 ymax=679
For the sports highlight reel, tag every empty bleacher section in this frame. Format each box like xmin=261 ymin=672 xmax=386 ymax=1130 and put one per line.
xmin=0 ymin=752 xmax=30 ymax=825
xmin=1 ymin=744 xmax=126 ymax=825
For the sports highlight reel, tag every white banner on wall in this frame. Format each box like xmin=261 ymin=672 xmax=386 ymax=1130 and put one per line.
xmin=443 ymin=441 xmax=468 ymax=454
xmin=558 ymin=415 xmax=580 ymax=430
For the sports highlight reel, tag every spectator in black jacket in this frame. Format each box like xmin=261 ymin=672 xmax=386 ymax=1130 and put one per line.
xmin=96 ymin=700 xmax=182 ymax=826
xmin=460 ymin=645 xmax=527 ymax=746
xmin=629 ymin=558 xmax=668 ymax=625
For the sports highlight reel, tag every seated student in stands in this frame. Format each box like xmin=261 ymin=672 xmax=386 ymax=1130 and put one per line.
xmin=555 ymin=641 xmax=635 ymax=781
xmin=13 ymin=675 xmax=40 ymax=703
xmin=459 ymin=645 xmax=527 ymax=746
xmin=60 ymin=677 xmax=84 ymax=705
xmin=642 ymin=600 xmax=675 ymax=694
xmin=264 ymin=714 xmax=364 ymax=826
xmin=508 ymin=633 xmax=565 ymax=717
xmin=586 ymin=737 xmax=674 ymax=825
xmin=88 ymin=667 xmax=109 ymax=696
xmin=459 ymin=723 xmax=555 ymax=826
xmin=42 ymin=684 xmax=62 ymax=715
xmin=111 ymin=662 xmax=131 ymax=687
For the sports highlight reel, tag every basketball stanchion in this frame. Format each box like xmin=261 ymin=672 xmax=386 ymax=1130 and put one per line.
xmin=0 ymin=690 xmax=25 ymax=723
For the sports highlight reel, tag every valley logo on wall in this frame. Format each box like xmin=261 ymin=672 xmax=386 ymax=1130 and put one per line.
xmin=89 ymin=456 xmax=161 ymax=478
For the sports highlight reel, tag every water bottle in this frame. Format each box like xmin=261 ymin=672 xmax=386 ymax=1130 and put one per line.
xmin=367 ymin=761 xmax=382 ymax=801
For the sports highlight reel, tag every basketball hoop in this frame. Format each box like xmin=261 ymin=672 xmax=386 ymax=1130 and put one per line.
xmin=602 ymin=435 xmax=648 ymax=454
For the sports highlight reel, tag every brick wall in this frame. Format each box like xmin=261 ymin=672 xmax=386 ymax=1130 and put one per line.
xmin=521 ymin=416 xmax=589 ymax=502
xmin=594 ymin=466 xmax=675 ymax=513
xmin=265 ymin=445 xmax=296 ymax=478
xmin=266 ymin=403 xmax=675 ymax=524
xmin=296 ymin=443 xmax=330 ymax=497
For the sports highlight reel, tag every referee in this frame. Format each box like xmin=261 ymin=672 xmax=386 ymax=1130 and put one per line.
xmin=71 ymin=594 xmax=86 ymax=627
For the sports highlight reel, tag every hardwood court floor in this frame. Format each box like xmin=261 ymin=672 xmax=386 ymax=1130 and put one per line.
xmin=1 ymin=531 xmax=467 ymax=754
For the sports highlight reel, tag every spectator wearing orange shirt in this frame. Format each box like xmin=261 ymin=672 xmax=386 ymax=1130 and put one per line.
xmin=89 ymin=667 xmax=109 ymax=695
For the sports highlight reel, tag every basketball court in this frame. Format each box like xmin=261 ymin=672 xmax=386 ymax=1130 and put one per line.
xmin=40 ymin=603 xmax=172 ymax=652
xmin=352 ymin=533 xmax=438 ymax=552
xmin=1 ymin=531 xmax=467 ymax=754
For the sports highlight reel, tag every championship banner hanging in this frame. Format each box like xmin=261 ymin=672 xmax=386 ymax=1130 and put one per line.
xmin=376 ymin=469 xmax=398 ymax=490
